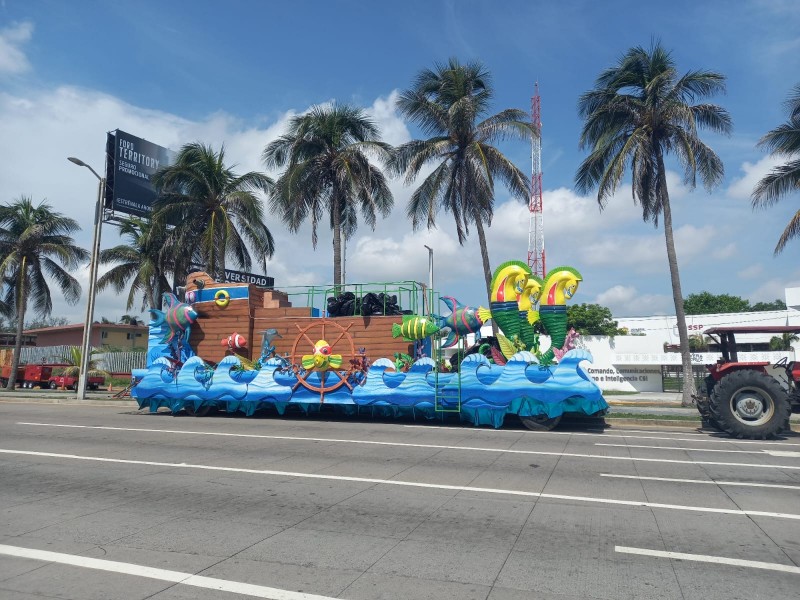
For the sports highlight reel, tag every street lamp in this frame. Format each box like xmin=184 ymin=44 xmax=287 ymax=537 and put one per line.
xmin=68 ymin=157 xmax=105 ymax=400
xmin=424 ymin=245 xmax=433 ymax=315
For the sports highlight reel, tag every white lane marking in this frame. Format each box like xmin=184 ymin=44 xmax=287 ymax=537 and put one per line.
xmin=615 ymin=546 xmax=800 ymax=575
xmin=14 ymin=423 xmax=800 ymax=470
xmin=400 ymin=424 xmax=800 ymax=447
xmin=763 ymin=450 xmax=800 ymax=458
xmin=3 ymin=448 xmax=800 ymax=521
xmin=596 ymin=443 xmax=759 ymax=454
xmin=0 ymin=543 xmax=337 ymax=599
xmin=598 ymin=443 xmax=800 ymax=457
xmin=601 ymin=473 xmax=800 ymax=490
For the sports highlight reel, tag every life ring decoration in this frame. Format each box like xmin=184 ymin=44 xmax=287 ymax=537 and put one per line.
xmin=214 ymin=290 xmax=231 ymax=308
xmin=290 ymin=320 xmax=356 ymax=402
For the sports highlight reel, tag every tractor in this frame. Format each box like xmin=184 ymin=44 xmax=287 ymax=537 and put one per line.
xmin=695 ymin=325 xmax=800 ymax=439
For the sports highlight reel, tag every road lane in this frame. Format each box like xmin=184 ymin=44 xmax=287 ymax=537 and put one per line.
xmin=2 ymin=402 xmax=799 ymax=600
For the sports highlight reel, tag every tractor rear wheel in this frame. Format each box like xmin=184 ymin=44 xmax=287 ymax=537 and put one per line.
xmin=520 ymin=414 xmax=562 ymax=432
xmin=709 ymin=370 xmax=790 ymax=439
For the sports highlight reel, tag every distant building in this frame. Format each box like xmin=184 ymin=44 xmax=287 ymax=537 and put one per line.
xmin=23 ymin=322 xmax=148 ymax=350
xmin=0 ymin=332 xmax=37 ymax=347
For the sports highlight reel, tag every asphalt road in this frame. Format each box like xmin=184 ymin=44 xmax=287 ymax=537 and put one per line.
xmin=1 ymin=402 xmax=800 ymax=600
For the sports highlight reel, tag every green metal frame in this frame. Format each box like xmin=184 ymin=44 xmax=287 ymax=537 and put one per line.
xmin=273 ymin=280 xmax=426 ymax=317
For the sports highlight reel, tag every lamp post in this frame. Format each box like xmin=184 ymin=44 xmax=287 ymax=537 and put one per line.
xmin=424 ymin=245 xmax=433 ymax=315
xmin=68 ymin=157 xmax=104 ymax=400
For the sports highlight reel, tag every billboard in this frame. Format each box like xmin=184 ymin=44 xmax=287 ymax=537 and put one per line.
xmin=187 ymin=264 xmax=274 ymax=288
xmin=104 ymin=130 xmax=174 ymax=218
xmin=223 ymin=268 xmax=274 ymax=288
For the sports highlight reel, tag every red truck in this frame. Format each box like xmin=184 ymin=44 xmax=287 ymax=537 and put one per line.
xmin=48 ymin=373 xmax=105 ymax=391
xmin=0 ymin=364 xmax=68 ymax=388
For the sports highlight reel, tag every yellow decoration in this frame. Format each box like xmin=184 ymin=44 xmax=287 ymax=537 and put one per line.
xmin=541 ymin=267 xmax=582 ymax=306
xmin=301 ymin=340 xmax=343 ymax=371
xmin=214 ymin=289 xmax=231 ymax=308
xmin=518 ymin=275 xmax=543 ymax=325
xmin=489 ymin=261 xmax=531 ymax=303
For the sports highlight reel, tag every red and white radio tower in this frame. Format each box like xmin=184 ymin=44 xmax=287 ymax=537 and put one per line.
xmin=527 ymin=83 xmax=545 ymax=279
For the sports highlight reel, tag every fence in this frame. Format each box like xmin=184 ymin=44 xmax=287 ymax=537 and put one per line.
xmin=1 ymin=346 xmax=146 ymax=374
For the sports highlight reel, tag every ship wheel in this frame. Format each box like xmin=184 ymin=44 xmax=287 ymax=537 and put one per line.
xmin=290 ymin=320 xmax=356 ymax=402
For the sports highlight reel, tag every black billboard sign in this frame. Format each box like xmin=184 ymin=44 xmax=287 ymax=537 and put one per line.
xmin=105 ymin=130 xmax=174 ymax=218
xmin=223 ymin=269 xmax=274 ymax=288
xmin=187 ymin=264 xmax=274 ymax=288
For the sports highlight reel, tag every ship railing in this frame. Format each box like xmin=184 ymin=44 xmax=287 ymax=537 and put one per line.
xmin=273 ymin=280 xmax=430 ymax=318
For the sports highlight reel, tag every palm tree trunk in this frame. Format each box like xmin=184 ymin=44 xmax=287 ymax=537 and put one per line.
xmin=332 ymin=196 xmax=342 ymax=290
xmin=7 ymin=262 xmax=26 ymax=390
xmin=658 ymin=160 xmax=696 ymax=407
xmin=473 ymin=215 xmax=498 ymax=336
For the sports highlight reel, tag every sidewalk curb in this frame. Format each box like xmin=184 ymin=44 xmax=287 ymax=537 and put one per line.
xmin=0 ymin=398 xmax=138 ymax=408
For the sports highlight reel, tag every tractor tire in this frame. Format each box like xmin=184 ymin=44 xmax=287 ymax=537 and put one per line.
xmin=709 ymin=370 xmax=791 ymax=439
xmin=520 ymin=414 xmax=563 ymax=432
xmin=695 ymin=377 xmax=721 ymax=431
xmin=184 ymin=404 xmax=212 ymax=417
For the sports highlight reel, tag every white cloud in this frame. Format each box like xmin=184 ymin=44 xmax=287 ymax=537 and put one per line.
xmin=738 ymin=264 xmax=764 ymax=279
xmin=365 ymin=90 xmax=410 ymax=147
xmin=727 ymin=155 xmax=782 ymax=201
xmin=594 ymin=285 xmax=673 ymax=317
xmin=747 ymin=277 xmax=800 ymax=305
xmin=711 ymin=243 xmax=737 ymax=260
xmin=0 ymin=21 xmax=32 ymax=75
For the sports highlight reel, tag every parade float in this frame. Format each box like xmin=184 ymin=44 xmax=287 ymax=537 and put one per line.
xmin=131 ymin=261 xmax=608 ymax=430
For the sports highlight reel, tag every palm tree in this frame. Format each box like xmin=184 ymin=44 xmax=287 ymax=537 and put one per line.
xmin=0 ymin=197 xmax=88 ymax=389
xmin=770 ymin=332 xmax=799 ymax=351
xmin=119 ymin=314 xmax=144 ymax=326
xmin=59 ymin=346 xmax=110 ymax=383
xmin=263 ymin=103 xmax=394 ymax=288
xmin=391 ymin=58 xmax=533 ymax=300
xmin=752 ymin=83 xmax=800 ymax=252
xmin=152 ymin=143 xmax=275 ymax=282
xmin=97 ymin=216 xmax=172 ymax=311
xmin=575 ymin=42 xmax=731 ymax=406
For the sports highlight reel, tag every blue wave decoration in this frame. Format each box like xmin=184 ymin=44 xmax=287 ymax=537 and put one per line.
xmin=131 ymin=348 xmax=607 ymax=428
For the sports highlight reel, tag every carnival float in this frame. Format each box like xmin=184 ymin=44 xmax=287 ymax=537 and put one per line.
xmin=131 ymin=261 xmax=608 ymax=430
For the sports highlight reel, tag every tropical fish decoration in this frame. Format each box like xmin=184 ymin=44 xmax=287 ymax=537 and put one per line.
xmin=221 ymin=332 xmax=247 ymax=350
xmin=478 ymin=260 xmax=531 ymax=346
xmin=220 ymin=332 xmax=259 ymax=370
xmin=438 ymin=296 xmax=484 ymax=348
xmin=538 ymin=266 xmax=582 ymax=364
xmin=392 ymin=315 xmax=440 ymax=341
xmin=301 ymin=340 xmax=343 ymax=371
xmin=149 ymin=292 xmax=199 ymax=344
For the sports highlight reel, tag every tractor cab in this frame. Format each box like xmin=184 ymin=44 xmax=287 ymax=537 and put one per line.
xmin=702 ymin=325 xmax=800 ymax=382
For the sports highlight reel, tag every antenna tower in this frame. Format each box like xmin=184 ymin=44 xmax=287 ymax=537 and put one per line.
xmin=527 ymin=83 xmax=545 ymax=278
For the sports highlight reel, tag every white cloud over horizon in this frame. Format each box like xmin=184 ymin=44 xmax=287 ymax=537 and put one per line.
xmin=0 ymin=21 xmax=32 ymax=75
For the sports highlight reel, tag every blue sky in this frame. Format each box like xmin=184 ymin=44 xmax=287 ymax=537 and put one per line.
xmin=1 ymin=0 xmax=799 ymax=324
